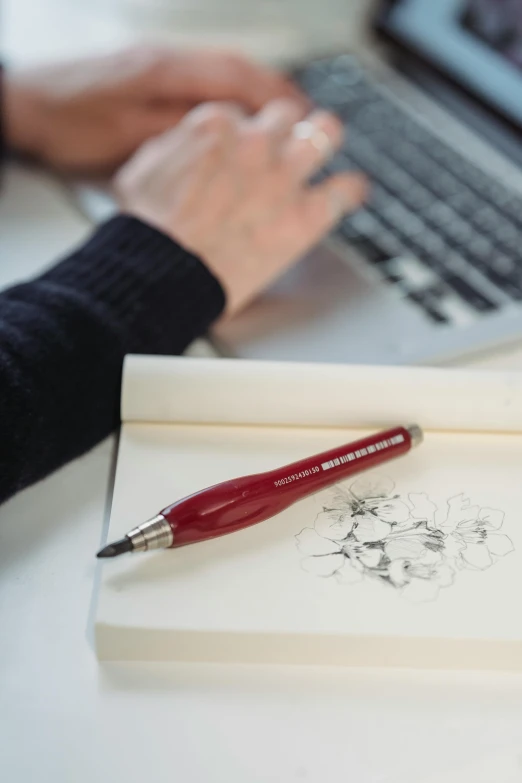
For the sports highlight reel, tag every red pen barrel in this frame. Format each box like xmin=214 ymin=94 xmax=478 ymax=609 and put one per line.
xmin=161 ymin=425 xmax=417 ymax=548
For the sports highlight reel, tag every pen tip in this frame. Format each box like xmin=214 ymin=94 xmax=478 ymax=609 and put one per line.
xmin=97 ymin=536 xmax=133 ymax=559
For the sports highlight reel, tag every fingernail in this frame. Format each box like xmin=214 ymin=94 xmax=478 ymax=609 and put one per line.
xmin=352 ymin=174 xmax=370 ymax=203
xmin=330 ymin=176 xmax=369 ymax=219
xmin=328 ymin=189 xmax=349 ymax=221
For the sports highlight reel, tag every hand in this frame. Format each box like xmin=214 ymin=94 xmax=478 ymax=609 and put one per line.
xmin=115 ymin=100 xmax=367 ymax=314
xmin=4 ymin=46 xmax=307 ymax=175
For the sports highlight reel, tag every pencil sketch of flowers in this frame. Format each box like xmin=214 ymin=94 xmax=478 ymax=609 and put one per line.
xmin=295 ymin=475 xmax=514 ymax=602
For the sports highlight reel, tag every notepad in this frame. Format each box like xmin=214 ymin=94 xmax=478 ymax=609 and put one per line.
xmin=95 ymin=357 xmax=522 ymax=668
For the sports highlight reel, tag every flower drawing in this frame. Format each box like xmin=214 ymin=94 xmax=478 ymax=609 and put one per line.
xmin=295 ymin=475 xmax=514 ymax=602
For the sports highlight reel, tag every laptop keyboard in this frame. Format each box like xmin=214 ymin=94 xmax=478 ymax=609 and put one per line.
xmin=296 ymin=55 xmax=522 ymax=324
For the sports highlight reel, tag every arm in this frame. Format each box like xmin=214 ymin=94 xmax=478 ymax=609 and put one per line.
xmin=0 ymin=58 xmax=226 ymax=504
xmin=0 ymin=49 xmax=305 ymax=502
xmin=1 ymin=64 xmax=365 ymax=505
xmin=0 ymin=216 xmax=224 ymax=504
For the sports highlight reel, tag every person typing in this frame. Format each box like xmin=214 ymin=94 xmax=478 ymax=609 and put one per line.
xmin=0 ymin=47 xmax=366 ymax=505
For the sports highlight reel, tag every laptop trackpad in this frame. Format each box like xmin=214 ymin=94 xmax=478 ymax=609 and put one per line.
xmin=213 ymin=244 xmax=428 ymax=363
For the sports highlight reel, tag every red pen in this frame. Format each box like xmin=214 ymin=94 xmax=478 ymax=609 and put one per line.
xmin=97 ymin=424 xmax=423 ymax=558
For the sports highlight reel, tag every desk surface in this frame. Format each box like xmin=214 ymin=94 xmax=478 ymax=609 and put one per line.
xmin=2 ymin=3 xmax=522 ymax=782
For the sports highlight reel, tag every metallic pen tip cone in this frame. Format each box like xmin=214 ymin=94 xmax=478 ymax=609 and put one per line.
xmin=406 ymin=424 xmax=424 ymax=448
xmin=96 ymin=537 xmax=133 ymax=559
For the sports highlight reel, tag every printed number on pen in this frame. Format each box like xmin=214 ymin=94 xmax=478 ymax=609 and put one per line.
xmin=274 ymin=467 xmax=319 ymax=487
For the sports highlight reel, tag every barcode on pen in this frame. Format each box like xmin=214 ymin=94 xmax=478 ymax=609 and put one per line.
xmin=321 ymin=434 xmax=405 ymax=471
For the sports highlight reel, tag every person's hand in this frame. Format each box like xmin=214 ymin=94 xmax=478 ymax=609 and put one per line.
xmin=115 ymin=100 xmax=367 ymax=314
xmin=4 ymin=47 xmax=307 ymax=175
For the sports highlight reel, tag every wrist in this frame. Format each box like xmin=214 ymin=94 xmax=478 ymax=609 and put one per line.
xmin=4 ymin=74 xmax=47 ymax=158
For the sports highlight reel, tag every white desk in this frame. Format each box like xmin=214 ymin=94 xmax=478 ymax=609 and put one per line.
xmin=2 ymin=3 xmax=522 ymax=782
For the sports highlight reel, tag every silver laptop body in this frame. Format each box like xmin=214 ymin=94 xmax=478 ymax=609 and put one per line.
xmin=214 ymin=0 xmax=522 ymax=365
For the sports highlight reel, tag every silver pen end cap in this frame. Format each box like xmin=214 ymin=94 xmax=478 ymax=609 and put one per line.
xmin=406 ymin=424 xmax=424 ymax=448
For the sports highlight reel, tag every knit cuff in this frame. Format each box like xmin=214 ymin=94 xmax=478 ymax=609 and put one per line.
xmin=41 ymin=215 xmax=226 ymax=356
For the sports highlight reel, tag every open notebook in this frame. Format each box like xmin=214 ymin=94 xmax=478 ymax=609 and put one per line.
xmin=95 ymin=357 xmax=522 ymax=668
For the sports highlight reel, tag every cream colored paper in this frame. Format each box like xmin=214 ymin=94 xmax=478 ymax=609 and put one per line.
xmin=96 ymin=357 xmax=522 ymax=665
xmin=121 ymin=355 xmax=522 ymax=431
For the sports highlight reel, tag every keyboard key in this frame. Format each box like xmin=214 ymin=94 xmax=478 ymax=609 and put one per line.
xmin=423 ymin=202 xmax=455 ymax=225
xmin=351 ymin=240 xmax=391 ymax=265
xmin=408 ymin=231 xmax=446 ymax=257
xmin=492 ymin=226 xmax=522 ymax=254
xmin=470 ymin=208 xmax=522 ymax=254
xmin=407 ymin=290 xmax=449 ymax=324
xmin=446 ymin=191 xmax=479 ymax=217
xmin=442 ymin=217 xmax=474 ymax=246
xmin=337 ymin=232 xmax=392 ymax=266
xmin=436 ymin=295 xmax=477 ymax=326
xmin=386 ymin=256 xmax=438 ymax=289
xmin=401 ymin=184 xmax=434 ymax=211
xmin=475 ymin=259 xmax=522 ymax=299
xmin=491 ymin=254 xmax=516 ymax=274
xmin=343 ymin=208 xmax=383 ymax=238
xmin=440 ymin=273 xmax=498 ymax=312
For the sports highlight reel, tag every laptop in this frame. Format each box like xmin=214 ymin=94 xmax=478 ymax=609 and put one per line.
xmin=212 ymin=0 xmax=522 ymax=365
xmin=75 ymin=1 xmax=522 ymax=366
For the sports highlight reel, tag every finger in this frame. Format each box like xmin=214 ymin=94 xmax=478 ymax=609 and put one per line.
xmin=245 ymin=98 xmax=307 ymax=154
xmin=142 ymin=102 xmax=241 ymax=187
xmin=235 ymin=98 xmax=307 ymax=176
xmin=182 ymin=102 xmax=244 ymax=169
xmin=292 ymin=173 xmax=369 ymax=242
xmin=283 ymin=110 xmax=343 ymax=183
xmin=125 ymin=103 xmax=194 ymax=142
xmin=150 ymin=50 xmax=309 ymax=113
xmin=174 ymin=101 xmax=244 ymax=158
xmin=183 ymin=100 xmax=246 ymax=130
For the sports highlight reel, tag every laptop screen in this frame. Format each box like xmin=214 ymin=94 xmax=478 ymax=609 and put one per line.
xmin=380 ymin=0 xmax=522 ymax=128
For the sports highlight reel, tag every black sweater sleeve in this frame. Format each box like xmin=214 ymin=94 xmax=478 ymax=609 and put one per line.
xmin=0 ymin=215 xmax=226 ymax=504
